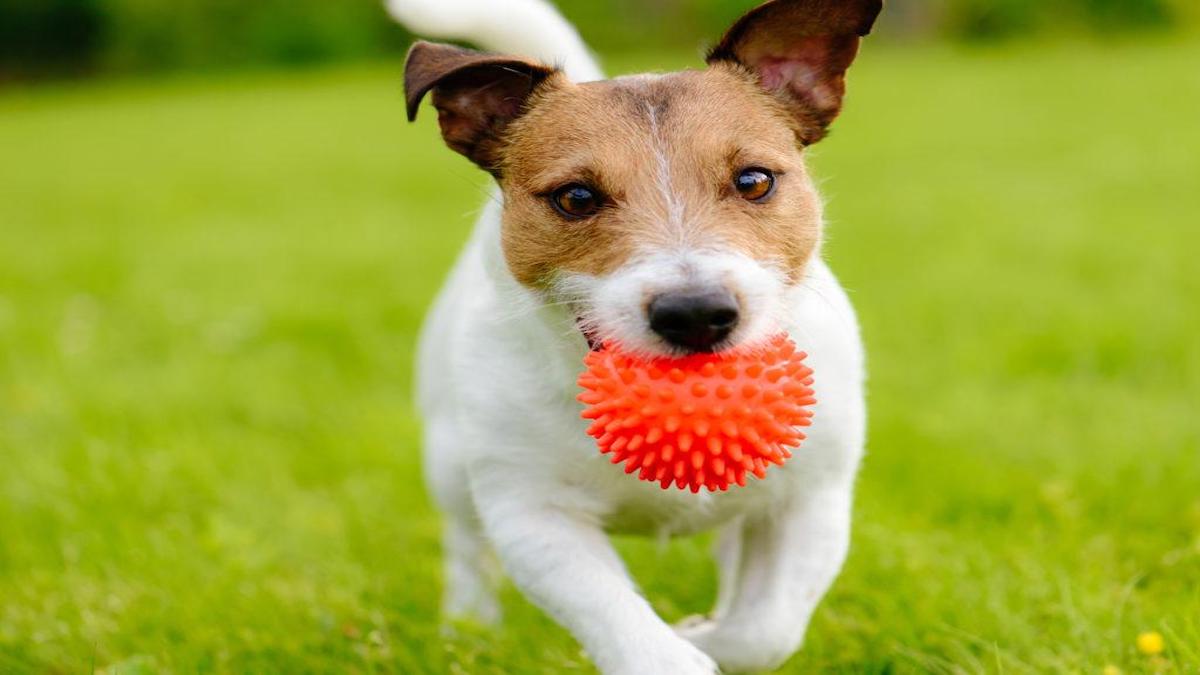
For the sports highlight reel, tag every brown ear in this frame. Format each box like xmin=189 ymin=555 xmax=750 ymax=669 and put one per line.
xmin=404 ymin=40 xmax=558 ymax=175
xmin=708 ymin=0 xmax=882 ymax=145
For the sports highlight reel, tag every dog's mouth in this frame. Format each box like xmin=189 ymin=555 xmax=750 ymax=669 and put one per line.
xmin=574 ymin=318 xmax=744 ymax=356
xmin=576 ymin=318 xmax=603 ymax=352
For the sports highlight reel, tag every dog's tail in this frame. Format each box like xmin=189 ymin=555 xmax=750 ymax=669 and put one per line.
xmin=385 ymin=0 xmax=603 ymax=81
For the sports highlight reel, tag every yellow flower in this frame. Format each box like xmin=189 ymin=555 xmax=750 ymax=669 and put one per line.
xmin=1102 ymin=665 xmax=1121 ymax=675
xmin=1136 ymin=631 xmax=1165 ymax=656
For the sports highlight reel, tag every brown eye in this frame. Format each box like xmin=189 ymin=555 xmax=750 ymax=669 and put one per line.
xmin=551 ymin=184 xmax=601 ymax=219
xmin=734 ymin=168 xmax=775 ymax=202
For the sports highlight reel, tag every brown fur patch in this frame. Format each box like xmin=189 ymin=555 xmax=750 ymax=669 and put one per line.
xmin=404 ymin=41 xmax=559 ymax=174
xmin=498 ymin=65 xmax=823 ymax=288
xmin=708 ymin=0 xmax=882 ymax=145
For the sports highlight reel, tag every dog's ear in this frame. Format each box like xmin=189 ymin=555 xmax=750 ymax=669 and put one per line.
xmin=708 ymin=0 xmax=882 ymax=145
xmin=405 ymin=41 xmax=558 ymax=175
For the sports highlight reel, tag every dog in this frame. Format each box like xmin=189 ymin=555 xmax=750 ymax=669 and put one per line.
xmin=390 ymin=0 xmax=880 ymax=672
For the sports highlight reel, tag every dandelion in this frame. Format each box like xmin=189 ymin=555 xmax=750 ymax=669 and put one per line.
xmin=1136 ymin=631 xmax=1165 ymax=656
xmin=1102 ymin=665 xmax=1121 ymax=675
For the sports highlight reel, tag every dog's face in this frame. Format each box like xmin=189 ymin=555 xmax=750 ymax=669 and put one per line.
xmin=498 ymin=67 xmax=820 ymax=356
xmin=405 ymin=0 xmax=881 ymax=356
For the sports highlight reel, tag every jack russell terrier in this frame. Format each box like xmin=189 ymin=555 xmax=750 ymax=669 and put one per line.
xmin=390 ymin=0 xmax=881 ymax=671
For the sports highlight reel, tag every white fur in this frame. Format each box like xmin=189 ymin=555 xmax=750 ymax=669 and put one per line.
xmin=394 ymin=2 xmax=867 ymax=673
xmin=646 ymin=102 xmax=687 ymax=233
xmin=557 ymin=249 xmax=790 ymax=358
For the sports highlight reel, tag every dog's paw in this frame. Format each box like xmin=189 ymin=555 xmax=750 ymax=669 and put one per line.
xmin=646 ymin=639 xmax=720 ymax=675
xmin=611 ymin=634 xmax=718 ymax=675
xmin=677 ymin=620 xmax=799 ymax=673
xmin=673 ymin=613 xmax=714 ymax=633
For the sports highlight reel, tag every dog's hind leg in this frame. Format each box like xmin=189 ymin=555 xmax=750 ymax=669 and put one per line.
xmin=424 ymin=419 xmax=502 ymax=626
xmin=441 ymin=512 xmax=502 ymax=625
xmin=711 ymin=517 xmax=744 ymax=620
xmin=675 ymin=517 xmax=743 ymax=633
xmin=679 ymin=483 xmax=854 ymax=672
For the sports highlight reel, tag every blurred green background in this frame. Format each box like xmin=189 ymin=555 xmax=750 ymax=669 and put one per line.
xmin=2 ymin=0 xmax=1200 ymax=79
xmin=2 ymin=1 xmax=1199 ymax=674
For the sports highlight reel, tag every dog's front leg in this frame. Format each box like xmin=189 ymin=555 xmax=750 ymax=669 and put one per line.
xmin=679 ymin=482 xmax=853 ymax=673
xmin=472 ymin=467 xmax=718 ymax=675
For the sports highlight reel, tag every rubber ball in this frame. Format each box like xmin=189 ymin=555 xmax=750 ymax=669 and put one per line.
xmin=577 ymin=334 xmax=815 ymax=493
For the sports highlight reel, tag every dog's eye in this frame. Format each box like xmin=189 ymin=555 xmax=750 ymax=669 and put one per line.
xmin=550 ymin=184 xmax=601 ymax=219
xmin=734 ymin=168 xmax=775 ymax=202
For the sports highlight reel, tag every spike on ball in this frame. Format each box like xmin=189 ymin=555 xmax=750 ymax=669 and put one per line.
xmin=577 ymin=334 xmax=815 ymax=492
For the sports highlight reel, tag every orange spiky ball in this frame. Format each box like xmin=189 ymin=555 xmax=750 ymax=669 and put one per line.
xmin=577 ymin=334 xmax=815 ymax=493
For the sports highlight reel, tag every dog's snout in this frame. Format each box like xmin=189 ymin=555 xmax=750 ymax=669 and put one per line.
xmin=648 ymin=290 xmax=740 ymax=352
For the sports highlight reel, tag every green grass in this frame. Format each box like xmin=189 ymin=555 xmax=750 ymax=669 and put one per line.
xmin=1 ymin=39 xmax=1198 ymax=674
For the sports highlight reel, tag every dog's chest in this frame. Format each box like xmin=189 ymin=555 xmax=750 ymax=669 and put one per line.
xmin=601 ymin=488 xmax=762 ymax=536
xmin=495 ymin=375 xmax=800 ymax=537
xmin=562 ymin=445 xmax=789 ymax=537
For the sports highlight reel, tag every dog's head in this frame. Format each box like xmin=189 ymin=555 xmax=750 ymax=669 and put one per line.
xmin=405 ymin=0 xmax=881 ymax=356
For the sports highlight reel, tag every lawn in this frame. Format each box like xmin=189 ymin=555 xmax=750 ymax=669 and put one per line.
xmin=1 ymin=38 xmax=1198 ymax=674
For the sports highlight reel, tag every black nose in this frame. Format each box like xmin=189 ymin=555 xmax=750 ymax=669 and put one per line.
xmin=648 ymin=290 xmax=740 ymax=352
